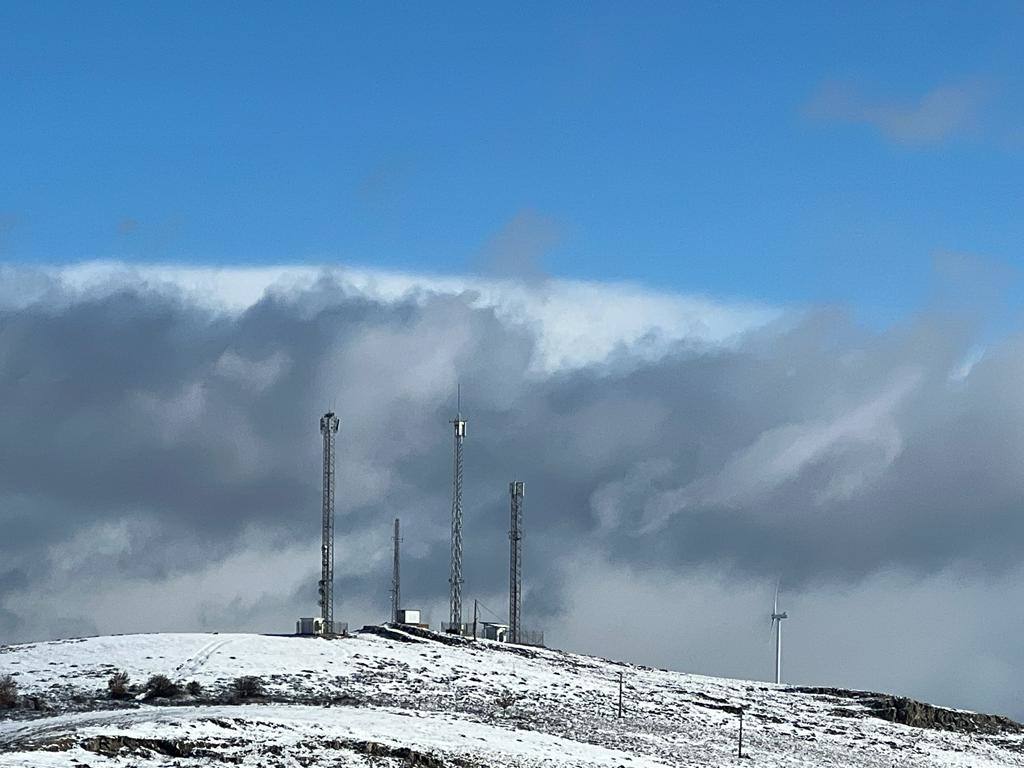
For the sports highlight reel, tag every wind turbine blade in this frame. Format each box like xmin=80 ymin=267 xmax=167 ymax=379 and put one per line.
xmin=773 ymin=579 xmax=779 ymax=615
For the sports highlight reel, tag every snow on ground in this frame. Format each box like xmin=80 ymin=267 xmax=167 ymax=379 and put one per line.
xmin=0 ymin=705 xmax=661 ymax=768
xmin=2 ymin=630 xmax=1022 ymax=767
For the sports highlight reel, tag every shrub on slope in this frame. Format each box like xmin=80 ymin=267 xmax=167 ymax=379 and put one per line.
xmin=145 ymin=674 xmax=180 ymax=699
xmin=0 ymin=675 xmax=17 ymax=708
xmin=232 ymin=676 xmax=265 ymax=700
xmin=107 ymin=671 xmax=131 ymax=700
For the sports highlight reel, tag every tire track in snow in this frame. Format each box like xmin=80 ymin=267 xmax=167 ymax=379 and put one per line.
xmin=173 ymin=637 xmax=235 ymax=678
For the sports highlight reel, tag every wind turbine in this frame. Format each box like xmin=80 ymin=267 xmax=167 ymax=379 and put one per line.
xmin=770 ymin=582 xmax=789 ymax=685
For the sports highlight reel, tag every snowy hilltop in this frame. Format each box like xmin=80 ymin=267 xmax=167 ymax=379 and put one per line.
xmin=1 ymin=626 xmax=1021 ymax=767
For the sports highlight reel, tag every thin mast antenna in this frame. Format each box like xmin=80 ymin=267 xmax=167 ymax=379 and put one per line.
xmin=449 ymin=387 xmax=467 ymax=631
xmin=319 ymin=411 xmax=340 ymax=633
xmin=391 ymin=518 xmax=401 ymax=623
xmin=509 ymin=480 xmax=524 ymax=644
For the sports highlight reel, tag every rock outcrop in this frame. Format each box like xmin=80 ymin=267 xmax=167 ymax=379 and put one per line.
xmin=792 ymin=686 xmax=1021 ymax=734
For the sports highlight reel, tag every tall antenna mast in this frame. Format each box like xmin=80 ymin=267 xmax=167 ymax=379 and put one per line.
xmin=391 ymin=518 xmax=401 ymax=623
xmin=319 ymin=411 xmax=340 ymax=633
xmin=509 ymin=480 xmax=524 ymax=644
xmin=449 ymin=385 xmax=467 ymax=631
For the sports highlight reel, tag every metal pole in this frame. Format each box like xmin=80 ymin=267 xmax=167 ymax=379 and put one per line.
xmin=738 ymin=708 xmax=744 ymax=758
xmin=617 ymin=671 xmax=623 ymax=719
xmin=775 ymin=621 xmax=782 ymax=685
xmin=473 ymin=599 xmax=478 ymax=640
xmin=391 ymin=518 xmax=401 ymax=624
xmin=771 ymin=584 xmax=787 ymax=686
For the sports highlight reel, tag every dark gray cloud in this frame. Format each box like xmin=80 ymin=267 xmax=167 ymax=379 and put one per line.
xmin=2 ymin=270 xmax=1023 ymax=716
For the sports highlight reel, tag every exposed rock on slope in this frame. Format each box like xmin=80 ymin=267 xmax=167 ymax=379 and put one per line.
xmin=792 ymin=686 xmax=1022 ymax=734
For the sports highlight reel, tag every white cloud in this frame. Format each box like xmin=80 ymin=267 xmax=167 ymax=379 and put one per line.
xmin=805 ymin=80 xmax=989 ymax=145
xmin=3 ymin=261 xmax=780 ymax=374
xmin=640 ymin=369 xmax=921 ymax=531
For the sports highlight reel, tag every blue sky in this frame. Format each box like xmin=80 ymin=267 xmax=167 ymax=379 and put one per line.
xmin=2 ymin=2 xmax=1023 ymax=319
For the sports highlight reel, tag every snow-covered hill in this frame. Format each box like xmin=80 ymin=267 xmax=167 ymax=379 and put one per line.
xmin=1 ymin=627 xmax=1021 ymax=767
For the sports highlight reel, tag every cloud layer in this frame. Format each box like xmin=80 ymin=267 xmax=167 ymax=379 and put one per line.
xmin=1 ymin=263 xmax=1023 ymax=718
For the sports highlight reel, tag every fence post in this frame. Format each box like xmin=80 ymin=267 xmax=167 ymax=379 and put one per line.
xmin=738 ymin=707 xmax=744 ymax=758
xmin=617 ymin=671 xmax=623 ymax=719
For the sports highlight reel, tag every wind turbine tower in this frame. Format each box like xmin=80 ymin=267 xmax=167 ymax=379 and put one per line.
xmin=771 ymin=583 xmax=789 ymax=685
xmin=391 ymin=518 xmax=401 ymax=624
xmin=449 ymin=389 xmax=467 ymax=631
xmin=508 ymin=480 xmax=524 ymax=644
xmin=319 ymin=411 xmax=340 ymax=634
